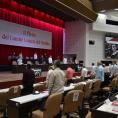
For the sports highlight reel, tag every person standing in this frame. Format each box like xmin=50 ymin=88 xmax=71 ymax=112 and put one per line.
xmin=47 ymin=60 xmax=65 ymax=94
xmin=90 ymin=63 xmax=97 ymax=78
xmin=81 ymin=66 xmax=88 ymax=80
xmin=66 ymin=66 xmax=74 ymax=86
xmin=46 ymin=65 xmax=54 ymax=87
xmin=95 ymin=62 xmax=104 ymax=86
xmin=21 ymin=64 xmax=35 ymax=95
xmin=48 ymin=55 xmax=53 ymax=65
xmin=34 ymin=52 xmax=38 ymax=60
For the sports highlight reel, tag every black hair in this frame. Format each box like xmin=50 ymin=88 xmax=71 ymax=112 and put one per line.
xmin=27 ymin=64 xmax=31 ymax=69
xmin=54 ymin=60 xmax=60 ymax=68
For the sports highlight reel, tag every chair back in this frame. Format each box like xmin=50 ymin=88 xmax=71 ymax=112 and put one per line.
xmin=84 ymin=81 xmax=93 ymax=98
xmin=74 ymin=83 xmax=85 ymax=91
xmin=63 ymin=90 xmax=84 ymax=114
xmin=0 ymin=92 xmax=8 ymax=118
xmin=43 ymin=92 xmax=63 ymax=118
xmin=0 ymin=92 xmax=8 ymax=107
xmin=8 ymin=86 xmax=21 ymax=99
xmin=34 ymin=83 xmax=46 ymax=92
xmin=92 ymin=79 xmax=101 ymax=93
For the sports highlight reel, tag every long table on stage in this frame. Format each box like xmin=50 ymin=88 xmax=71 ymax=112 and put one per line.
xmin=12 ymin=63 xmax=77 ymax=73
xmin=91 ymin=93 xmax=118 ymax=118
xmin=7 ymin=85 xmax=75 ymax=118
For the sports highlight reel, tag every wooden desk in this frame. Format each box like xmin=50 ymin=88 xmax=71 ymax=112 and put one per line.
xmin=7 ymin=85 xmax=75 ymax=118
xmin=91 ymin=93 xmax=118 ymax=118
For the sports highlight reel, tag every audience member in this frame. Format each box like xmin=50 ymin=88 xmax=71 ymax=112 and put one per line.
xmin=90 ymin=62 xmax=97 ymax=78
xmin=104 ymin=63 xmax=110 ymax=86
xmin=47 ymin=60 xmax=65 ymax=94
xmin=46 ymin=65 xmax=54 ymax=87
xmin=109 ymin=61 xmax=118 ymax=80
xmin=63 ymin=57 xmax=67 ymax=64
xmin=21 ymin=64 xmax=35 ymax=95
xmin=81 ymin=66 xmax=88 ymax=80
xmin=95 ymin=62 xmax=104 ymax=86
xmin=65 ymin=66 xmax=74 ymax=86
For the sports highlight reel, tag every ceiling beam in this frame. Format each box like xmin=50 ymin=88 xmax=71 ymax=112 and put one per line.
xmin=92 ymin=0 xmax=118 ymax=12
xmin=40 ymin=0 xmax=98 ymax=23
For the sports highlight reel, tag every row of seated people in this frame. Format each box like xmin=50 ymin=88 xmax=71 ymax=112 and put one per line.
xmin=1 ymin=75 xmax=118 ymax=118
xmin=12 ymin=59 xmax=49 ymax=65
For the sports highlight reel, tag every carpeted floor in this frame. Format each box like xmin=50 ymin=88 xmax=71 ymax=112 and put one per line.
xmin=0 ymin=71 xmax=47 ymax=82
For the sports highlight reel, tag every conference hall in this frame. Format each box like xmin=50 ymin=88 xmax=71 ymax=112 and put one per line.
xmin=0 ymin=0 xmax=118 ymax=118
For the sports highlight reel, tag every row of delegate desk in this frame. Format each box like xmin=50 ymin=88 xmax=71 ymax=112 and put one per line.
xmin=7 ymin=85 xmax=75 ymax=118
xmin=91 ymin=92 xmax=118 ymax=118
xmin=8 ymin=89 xmax=118 ymax=118
xmin=1 ymin=79 xmax=118 ymax=118
xmin=12 ymin=63 xmax=78 ymax=73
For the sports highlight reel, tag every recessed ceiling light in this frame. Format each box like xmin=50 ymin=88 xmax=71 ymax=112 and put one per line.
xmin=114 ymin=8 xmax=118 ymax=10
xmin=100 ymin=10 xmax=106 ymax=13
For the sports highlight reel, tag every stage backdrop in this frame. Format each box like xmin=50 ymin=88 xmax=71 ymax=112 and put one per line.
xmin=0 ymin=0 xmax=64 ymax=65
xmin=0 ymin=20 xmax=52 ymax=49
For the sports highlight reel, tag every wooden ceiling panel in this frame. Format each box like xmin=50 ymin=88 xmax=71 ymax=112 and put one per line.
xmin=92 ymin=0 xmax=118 ymax=12
xmin=15 ymin=0 xmax=98 ymax=22
xmin=41 ymin=0 xmax=98 ymax=22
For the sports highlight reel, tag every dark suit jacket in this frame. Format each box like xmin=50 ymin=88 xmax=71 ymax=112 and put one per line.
xmin=22 ymin=69 xmax=35 ymax=95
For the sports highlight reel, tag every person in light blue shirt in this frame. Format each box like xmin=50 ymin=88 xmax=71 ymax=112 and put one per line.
xmin=90 ymin=63 xmax=97 ymax=78
xmin=95 ymin=62 xmax=104 ymax=82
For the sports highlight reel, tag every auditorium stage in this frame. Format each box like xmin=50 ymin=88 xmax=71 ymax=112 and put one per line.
xmin=0 ymin=72 xmax=22 ymax=82
xmin=0 ymin=71 xmax=47 ymax=82
xmin=0 ymin=71 xmax=47 ymax=89
xmin=0 ymin=70 xmax=81 ymax=89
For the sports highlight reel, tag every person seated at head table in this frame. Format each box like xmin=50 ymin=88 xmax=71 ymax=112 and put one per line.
xmin=17 ymin=56 xmax=23 ymax=65
xmin=48 ymin=55 xmax=53 ymax=65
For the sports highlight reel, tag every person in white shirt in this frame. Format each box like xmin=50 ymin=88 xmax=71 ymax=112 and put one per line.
xmin=17 ymin=57 xmax=23 ymax=65
xmin=90 ymin=63 xmax=97 ymax=79
xmin=110 ymin=62 xmax=118 ymax=80
xmin=19 ymin=52 xmax=23 ymax=59
xmin=46 ymin=65 xmax=54 ymax=87
xmin=81 ymin=66 xmax=88 ymax=80
xmin=48 ymin=55 xmax=53 ymax=64
xmin=63 ymin=57 xmax=67 ymax=64
xmin=47 ymin=60 xmax=65 ymax=94
xmin=34 ymin=52 xmax=38 ymax=60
